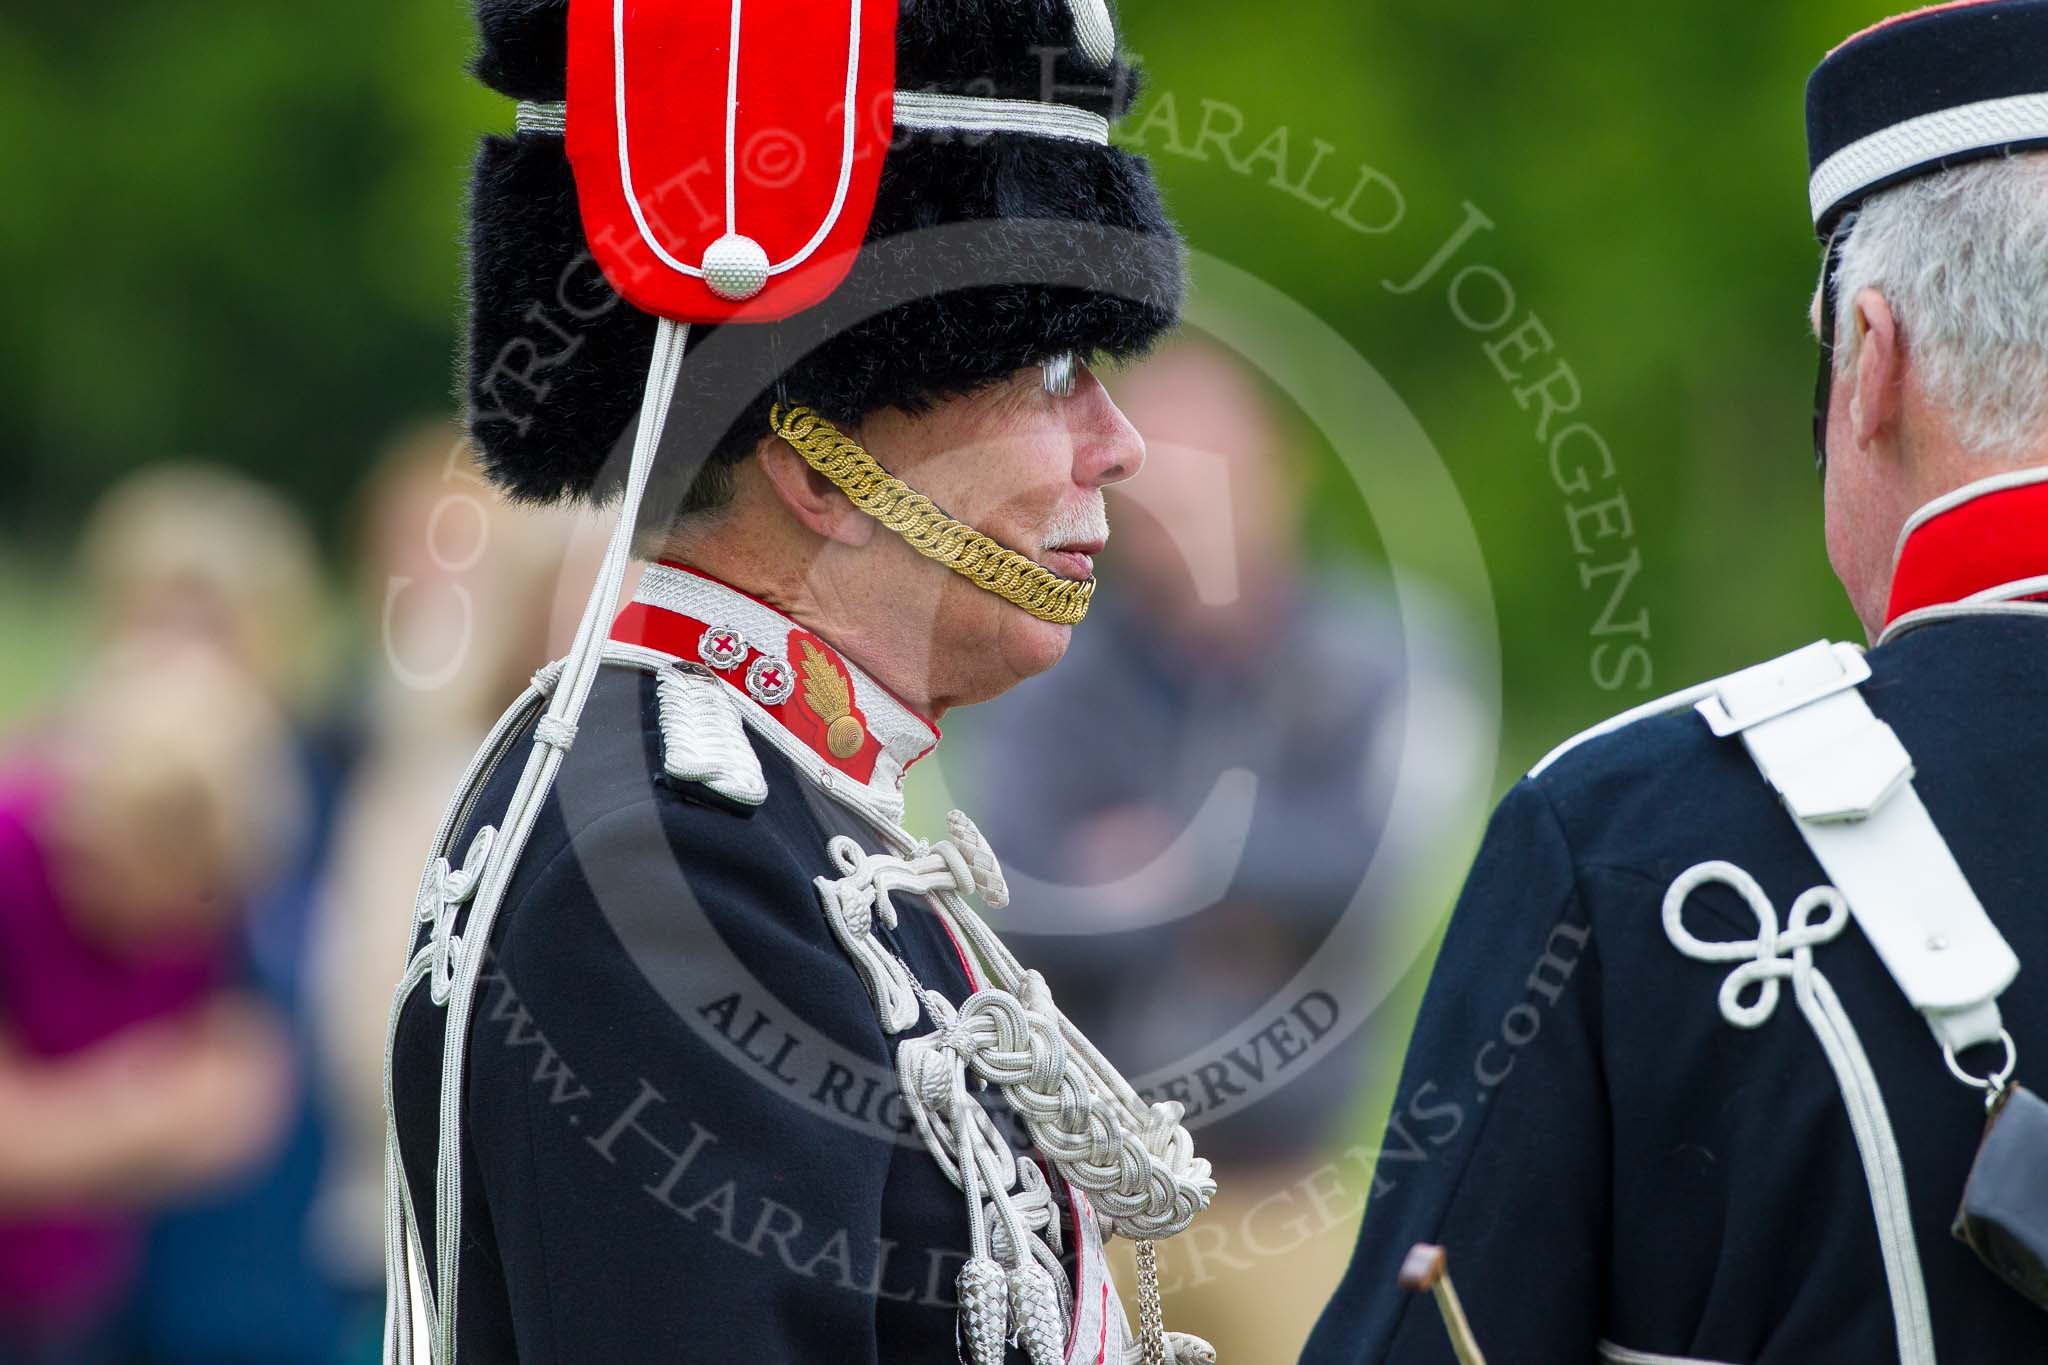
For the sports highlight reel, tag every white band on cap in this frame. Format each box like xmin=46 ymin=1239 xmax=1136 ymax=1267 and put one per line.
xmin=514 ymin=101 xmax=566 ymax=134
xmin=889 ymin=91 xmax=1110 ymax=145
xmin=513 ymin=90 xmax=1111 ymax=148
xmin=1809 ymin=90 xmax=2048 ymax=226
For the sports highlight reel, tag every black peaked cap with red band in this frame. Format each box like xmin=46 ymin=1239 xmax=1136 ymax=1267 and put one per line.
xmin=464 ymin=0 xmax=1185 ymax=506
xmin=1807 ymin=0 xmax=2048 ymax=239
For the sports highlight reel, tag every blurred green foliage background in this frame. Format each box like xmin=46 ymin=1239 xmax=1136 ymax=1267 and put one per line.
xmin=0 ymin=1 xmax=1879 ymax=767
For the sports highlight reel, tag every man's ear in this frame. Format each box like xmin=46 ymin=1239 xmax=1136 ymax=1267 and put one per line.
xmin=1850 ymin=286 xmax=1902 ymax=451
xmin=754 ymin=429 xmax=875 ymax=548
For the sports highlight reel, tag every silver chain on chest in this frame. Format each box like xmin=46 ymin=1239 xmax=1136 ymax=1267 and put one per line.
xmin=1134 ymin=1239 xmax=1168 ymax=1365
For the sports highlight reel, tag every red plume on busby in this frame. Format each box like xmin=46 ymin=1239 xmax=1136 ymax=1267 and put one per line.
xmin=462 ymin=0 xmax=1185 ymax=507
xmin=563 ymin=0 xmax=901 ymax=322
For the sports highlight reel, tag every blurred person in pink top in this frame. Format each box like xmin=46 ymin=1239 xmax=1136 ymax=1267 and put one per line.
xmin=0 ymin=642 xmax=297 ymax=1363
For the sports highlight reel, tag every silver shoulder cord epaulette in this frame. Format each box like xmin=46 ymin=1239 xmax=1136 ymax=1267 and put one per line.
xmin=1655 ymin=639 xmax=2022 ymax=1365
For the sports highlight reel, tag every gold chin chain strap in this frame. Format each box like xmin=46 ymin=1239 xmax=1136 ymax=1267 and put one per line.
xmin=769 ymin=403 xmax=1097 ymax=626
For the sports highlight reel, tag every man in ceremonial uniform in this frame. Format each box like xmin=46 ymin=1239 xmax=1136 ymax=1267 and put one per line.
xmin=382 ymin=2 xmax=1217 ymax=1363
xmin=1303 ymin=4 xmax=2048 ymax=1363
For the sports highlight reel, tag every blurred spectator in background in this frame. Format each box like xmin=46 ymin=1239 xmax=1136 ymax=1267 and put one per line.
xmin=959 ymin=338 xmax=1484 ymax=1361
xmin=74 ymin=466 xmax=358 ymax=1365
xmin=304 ymin=424 xmax=583 ymax=1364
xmin=79 ymin=467 xmax=331 ymax=707
xmin=0 ymin=641 xmax=298 ymax=1365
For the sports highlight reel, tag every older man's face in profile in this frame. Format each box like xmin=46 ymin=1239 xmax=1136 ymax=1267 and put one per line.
xmin=846 ymin=364 xmax=1146 ymax=697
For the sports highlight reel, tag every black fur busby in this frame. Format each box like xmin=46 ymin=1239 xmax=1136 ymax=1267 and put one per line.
xmin=463 ymin=0 xmax=1185 ymax=506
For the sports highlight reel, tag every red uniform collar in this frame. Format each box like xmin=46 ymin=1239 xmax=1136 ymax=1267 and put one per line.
xmin=1885 ymin=467 xmax=2048 ymax=626
xmin=612 ymin=562 xmax=939 ymax=792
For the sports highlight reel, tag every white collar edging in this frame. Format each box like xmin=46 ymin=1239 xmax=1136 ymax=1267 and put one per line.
xmin=1878 ymin=465 xmax=2048 ymax=647
xmin=1890 ymin=464 xmax=2048 ymax=570
xmin=632 ymin=562 xmax=938 ymax=796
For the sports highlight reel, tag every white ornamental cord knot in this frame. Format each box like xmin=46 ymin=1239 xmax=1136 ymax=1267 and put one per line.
xmin=896 ymin=1024 xmax=1065 ymax=1254
xmin=1662 ymin=859 xmax=1849 ymax=1029
xmin=816 ymin=831 xmax=997 ymax=1034
xmin=817 ymin=809 xmax=1216 ymax=1365
xmin=944 ymin=809 xmax=1010 ymax=908
xmin=1661 ymin=858 xmax=1936 ymax=1365
xmin=422 ymin=825 xmax=495 ymax=1005
xmin=533 ymin=716 xmax=577 ymax=751
xmin=902 ymin=1037 xmax=950 ymax=1109
xmin=902 ymin=975 xmax=1211 ymax=1241
xmin=899 ymin=1024 xmax=1073 ymax=1365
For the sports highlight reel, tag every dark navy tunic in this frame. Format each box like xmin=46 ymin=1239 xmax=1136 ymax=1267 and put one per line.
xmin=1302 ymin=613 xmax=2048 ymax=1364
xmin=391 ymin=662 xmax=1059 ymax=1363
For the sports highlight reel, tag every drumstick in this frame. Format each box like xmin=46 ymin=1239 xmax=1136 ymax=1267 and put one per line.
xmin=1398 ymin=1243 xmax=1488 ymax=1365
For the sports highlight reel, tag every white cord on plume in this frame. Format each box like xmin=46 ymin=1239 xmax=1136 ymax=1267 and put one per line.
xmin=420 ymin=318 xmax=689 ymax=1365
